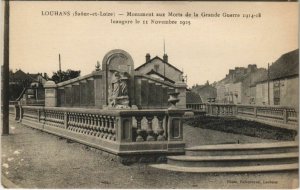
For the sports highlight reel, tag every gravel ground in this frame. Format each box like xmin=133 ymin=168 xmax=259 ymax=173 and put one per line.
xmin=1 ymin=118 xmax=298 ymax=188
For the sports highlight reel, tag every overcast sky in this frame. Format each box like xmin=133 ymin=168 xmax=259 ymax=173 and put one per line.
xmin=10 ymin=1 xmax=298 ymax=86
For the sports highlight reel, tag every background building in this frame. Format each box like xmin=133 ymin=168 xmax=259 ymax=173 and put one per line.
xmin=135 ymin=53 xmax=184 ymax=83
xmin=214 ymin=49 xmax=298 ymax=108
xmin=191 ymin=81 xmax=217 ymax=103
xmin=255 ymin=49 xmax=299 ymax=108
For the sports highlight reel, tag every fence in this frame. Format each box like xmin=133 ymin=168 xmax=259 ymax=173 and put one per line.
xmin=186 ymin=103 xmax=298 ymax=130
xmin=10 ymin=105 xmax=185 ymax=163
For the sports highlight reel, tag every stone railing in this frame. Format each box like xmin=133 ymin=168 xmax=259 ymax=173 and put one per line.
xmin=13 ymin=106 xmax=185 ymax=163
xmin=206 ymin=103 xmax=237 ymax=116
xmin=186 ymin=103 xmax=206 ymax=111
xmin=20 ymin=99 xmax=45 ymax=106
xmin=205 ymin=103 xmax=298 ymax=130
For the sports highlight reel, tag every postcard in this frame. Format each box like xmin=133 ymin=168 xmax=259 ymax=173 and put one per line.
xmin=2 ymin=1 xmax=299 ymax=189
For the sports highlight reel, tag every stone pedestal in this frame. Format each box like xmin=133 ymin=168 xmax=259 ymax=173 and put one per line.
xmin=44 ymin=81 xmax=57 ymax=107
xmin=167 ymin=109 xmax=185 ymax=141
xmin=174 ymin=82 xmax=187 ymax=109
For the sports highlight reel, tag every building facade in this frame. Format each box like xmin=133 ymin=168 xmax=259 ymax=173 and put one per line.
xmin=255 ymin=49 xmax=299 ymax=108
xmin=135 ymin=53 xmax=183 ymax=83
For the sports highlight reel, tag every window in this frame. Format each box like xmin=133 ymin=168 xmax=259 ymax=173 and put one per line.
xmin=154 ymin=64 xmax=159 ymax=72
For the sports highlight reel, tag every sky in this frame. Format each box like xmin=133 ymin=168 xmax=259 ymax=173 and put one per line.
xmin=9 ymin=1 xmax=298 ymax=87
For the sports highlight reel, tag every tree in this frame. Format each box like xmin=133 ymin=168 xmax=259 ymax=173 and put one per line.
xmin=51 ymin=69 xmax=81 ymax=84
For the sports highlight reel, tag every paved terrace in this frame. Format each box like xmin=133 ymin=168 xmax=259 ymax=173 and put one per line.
xmin=2 ymin=117 xmax=297 ymax=189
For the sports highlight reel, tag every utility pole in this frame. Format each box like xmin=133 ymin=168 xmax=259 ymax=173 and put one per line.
xmin=59 ymin=54 xmax=62 ymax=82
xmin=163 ymin=39 xmax=166 ymax=77
xmin=2 ymin=0 xmax=10 ymax=135
xmin=267 ymin=63 xmax=270 ymax=105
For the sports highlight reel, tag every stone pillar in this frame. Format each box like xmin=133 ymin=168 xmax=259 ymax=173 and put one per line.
xmin=167 ymin=109 xmax=184 ymax=141
xmin=174 ymin=81 xmax=187 ymax=109
xmin=44 ymin=81 xmax=57 ymax=107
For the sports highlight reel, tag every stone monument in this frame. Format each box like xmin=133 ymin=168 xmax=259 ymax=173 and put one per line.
xmin=102 ymin=49 xmax=135 ymax=108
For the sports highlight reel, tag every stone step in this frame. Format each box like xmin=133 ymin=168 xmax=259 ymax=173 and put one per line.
xmin=185 ymin=141 xmax=298 ymax=156
xmin=167 ymin=152 xmax=298 ymax=167
xmin=150 ymin=163 xmax=299 ymax=173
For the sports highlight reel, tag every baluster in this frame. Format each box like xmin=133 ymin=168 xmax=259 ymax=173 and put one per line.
xmin=111 ymin=117 xmax=116 ymax=141
xmin=96 ymin=116 xmax=101 ymax=137
xmin=108 ymin=117 xmax=113 ymax=140
xmin=79 ymin=114 xmax=83 ymax=133
xmin=81 ymin=114 xmax=85 ymax=133
xmin=75 ymin=113 xmax=80 ymax=132
xmin=74 ymin=114 xmax=78 ymax=132
xmin=157 ymin=115 xmax=165 ymax=141
xmin=100 ymin=116 xmax=106 ymax=138
xmin=55 ymin=112 xmax=58 ymax=127
xmin=146 ymin=116 xmax=155 ymax=141
xmin=68 ymin=113 xmax=72 ymax=130
xmin=70 ymin=113 xmax=74 ymax=131
xmin=87 ymin=114 xmax=92 ymax=135
xmin=84 ymin=114 xmax=89 ymax=134
xmin=72 ymin=113 xmax=76 ymax=131
xmin=85 ymin=114 xmax=89 ymax=134
xmin=49 ymin=111 xmax=52 ymax=126
xmin=90 ymin=114 xmax=94 ymax=135
xmin=92 ymin=115 xmax=97 ymax=136
xmin=135 ymin=116 xmax=144 ymax=142
xmin=105 ymin=116 xmax=110 ymax=139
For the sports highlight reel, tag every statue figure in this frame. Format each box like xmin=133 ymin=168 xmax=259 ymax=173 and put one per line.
xmin=119 ymin=73 xmax=129 ymax=96
xmin=110 ymin=71 xmax=121 ymax=106
xmin=109 ymin=71 xmax=130 ymax=108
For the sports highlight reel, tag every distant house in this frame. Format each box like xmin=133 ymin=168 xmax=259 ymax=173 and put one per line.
xmin=191 ymin=81 xmax=217 ymax=103
xmin=135 ymin=53 xmax=183 ymax=83
xmin=9 ymin=69 xmax=48 ymax=103
xmin=255 ymin=49 xmax=299 ymax=108
xmin=215 ymin=64 xmax=266 ymax=104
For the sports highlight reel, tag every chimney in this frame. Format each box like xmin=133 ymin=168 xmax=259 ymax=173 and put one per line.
xmin=163 ymin=54 xmax=168 ymax=63
xmin=43 ymin=73 xmax=48 ymax=79
xmin=247 ymin=64 xmax=257 ymax=73
xmin=146 ymin=53 xmax=151 ymax=62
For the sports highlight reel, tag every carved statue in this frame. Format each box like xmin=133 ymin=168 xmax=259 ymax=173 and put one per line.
xmin=109 ymin=71 xmax=130 ymax=108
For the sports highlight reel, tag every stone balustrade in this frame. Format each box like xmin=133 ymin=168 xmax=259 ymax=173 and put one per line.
xmin=205 ymin=103 xmax=298 ymax=130
xmin=186 ymin=103 xmax=206 ymax=111
xmin=11 ymin=105 xmax=185 ymax=163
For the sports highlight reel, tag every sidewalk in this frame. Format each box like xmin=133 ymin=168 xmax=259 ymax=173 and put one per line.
xmin=1 ymin=118 xmax=297 ymax=188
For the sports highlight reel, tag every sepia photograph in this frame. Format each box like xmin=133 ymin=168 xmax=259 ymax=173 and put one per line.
xmin=1 ymin=1 xmax=299 ymax=189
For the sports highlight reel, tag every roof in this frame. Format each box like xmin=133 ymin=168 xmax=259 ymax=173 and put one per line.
xmin=233 ymin=68 xmax=267 ymax=85
xmin=146 ymin=69 xmax=175 ymax=84
xmin=257 ymin=49 xmax=299 ymax=83
xmin=10 ymin=70 xmax=34 ymax=81
xmin=135 ymin=56 xmax=183 ymax=73
xmin=269 ymin=49 xmax=299 ymax=80
xmin=192 ymin=84 xmax=217 ymax=99
xmin=186 ymin=91 xmax=203 ymax=104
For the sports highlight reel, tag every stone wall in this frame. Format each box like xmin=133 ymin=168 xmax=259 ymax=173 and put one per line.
xmin=255 ymin=76 xmax=298 ymax=109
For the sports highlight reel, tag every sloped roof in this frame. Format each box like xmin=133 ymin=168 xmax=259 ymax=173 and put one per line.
xmin=257 ymin=49 xmax=299 ymax=83
xmin=135 ymin=56 xmax=183 ymax=73
xmin=146 ymin=69 xmax=175 ymax=84
xmin=10 ymin=70 xmax=33 ymax=81
xmin=186 ymin=91 xmax=203 ymax=104
xmin=269 ymin=49 xmax=299 ymax=80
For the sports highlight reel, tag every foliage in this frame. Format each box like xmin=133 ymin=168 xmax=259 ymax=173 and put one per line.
xmin=51 ymin=69 xmax=81 ymax=83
